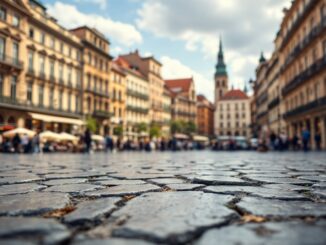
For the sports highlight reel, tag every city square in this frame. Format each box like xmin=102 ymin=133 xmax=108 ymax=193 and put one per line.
xmin=0 ymin=151 xmax=325 ymax=244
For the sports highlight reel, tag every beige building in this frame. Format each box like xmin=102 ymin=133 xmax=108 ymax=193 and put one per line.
xmin=215 ymin=90 xmax=251 ymax=137
xmin=70 ymin=26 xmax=112 ymax=135
xmin=0 ymin=0 xmax=84 ymax=133
xmin=162 ymin=86 xmax=172 ymax=137
xmin=252 ymin=0 xmax=326 ymax=149
xmin=110 ymin=62 xmax=126 ymax=135
xmin=165 ymin=78 xmax=197 ymax=123
xmin=120 ymin=51 xmax=166 ymax=127
xmin=115 ymin=57 xmax=150 ymax=138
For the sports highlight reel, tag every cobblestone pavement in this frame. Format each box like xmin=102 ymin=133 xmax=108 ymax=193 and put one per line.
xmin=0 ymin=151 xmax=326 ymax=245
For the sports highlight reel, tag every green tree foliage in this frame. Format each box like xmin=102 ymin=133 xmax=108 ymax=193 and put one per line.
xmin=150 ymin=125 xmax=161 ymax=138
xmin=113 ymin=125 xmax=123 ymax=136
xmin=136 ymin=122 xmax=148 ymax=133
xmin=170 ymin=120 xmax=197 ymax=135
xmin=86 ymin=116 xmax=97 ymax=133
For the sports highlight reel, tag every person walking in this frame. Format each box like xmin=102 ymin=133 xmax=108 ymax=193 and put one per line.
xmin=21 ymin=133 xmax=30 ymax=153
xmin=32 ymin=132 xmax=41 ymax=154
xmin=315 ymin=130 xmax=322 ymax=151
xmin=12 ymin=133 xmax=21 ymax=153
xmin=302 ymin=128 xmax=310 ymax=152
xmin=84 ymin=129 xmax=92 ymax=154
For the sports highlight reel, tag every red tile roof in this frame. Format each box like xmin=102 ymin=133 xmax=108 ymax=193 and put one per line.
xmin=165 ymin=78 xmax=193 ymax=94
xmin=220 ymin=89 xmax=248 ymax=100
xmin=115 ymin=57 xmax=146 ymax=79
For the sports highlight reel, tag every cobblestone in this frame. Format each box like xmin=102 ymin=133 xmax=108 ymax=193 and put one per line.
xmin=0 ymin=152 xmax=325 ymax=244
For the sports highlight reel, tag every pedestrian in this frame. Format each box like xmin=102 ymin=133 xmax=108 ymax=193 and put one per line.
xmin=105 ymin=134 xmax=113 ymax=152
xmin=84 ymin=129 xmax=92 ymax=153
xmin=270 ymin=131 xmax=277 ymax=150
xmin=301 ymin=128 xmax=310 ymax=152
xmin=314 ymin=130 xmax=322 ymax=151
xmin=12 ymin=133 xmax=21 ymax=153
xmin=292 ymin=134 xmax=299 ymax=151
xmin=21 ymin=133 xmax=30 ymax=153
xmin=32 ymin=132 xmax=41 ymax=153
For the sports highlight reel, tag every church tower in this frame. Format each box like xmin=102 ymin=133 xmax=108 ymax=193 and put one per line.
xmin=214 ymin=38 xmax=228 ymax=106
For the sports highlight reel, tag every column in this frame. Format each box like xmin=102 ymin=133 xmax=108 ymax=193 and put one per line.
xmin=310 ymin=117 xmax=316 ymax=150
xmin=321 ymin=116 xmax=326 ymax=150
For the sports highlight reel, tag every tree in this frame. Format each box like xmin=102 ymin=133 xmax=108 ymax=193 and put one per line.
xmin=86 ymin=116 xmax=97 ymax=133
xmin=170 ymin=120 xmax=182 ymax=134
xmin=185 ymin=121 xmax=197 ymax=134
xmin=113 ymin=125 xmax=123 ymax=137
xmin=150 ymin=125 xmax=161 ymax=138
xmin=136 ymin=122 xmax=148 ymax=133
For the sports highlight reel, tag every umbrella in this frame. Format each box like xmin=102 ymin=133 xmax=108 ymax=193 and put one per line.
xmin=40 ymin=131 xmax=62 ymax=142
xmin=92 ymin=135 xmax=104 ymax=142
xmin=3 ymin=128 xmax=36 ymax=138
xmin=60 ymin=132 xmax=78 ymax=142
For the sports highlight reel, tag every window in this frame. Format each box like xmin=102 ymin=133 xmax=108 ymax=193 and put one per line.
xmin=10 ymin=76 xmax=17 ymax=100
xmin=88 ymin=53 xmax=92 ymax=64
xmin=0 ymin=37 xmax=5 ymax=59
xmin=87 ymin=74 xmax=91 ymax=89
xmin=39 ymin=55 xmax=45 ymax=75
xmin=12 ymin=14 xmax=20 ymax=27
xmin=0 ymin=7 xmax=6 ymax=21
xmin=0 ymin=74 xmax=3 ymax=96
xmin=59 ymin=63 xmax=63 ymax=81
xmin=75 ymin=96 xmax=79 ymax=113
xmin=59 ymin=90 xmax=63 ymax=109
xmin=68 ymin=92 xmax=71 ymax=111
xmin=50 ymin=60 xmax=55 ymax=78
xmin=60 ymin=42 xmax=64 ymax=53
xmin=40 ymin=32 xmax=45 ymax=45
xmin=49 ymin=87 xmax=54 ymax=108
xmin=220 ymin=123 xmax=223 ymax=128
xmin=12 ymin=42 xmax=19 ymax=63
xmin=29 ymin=28 xmax=34 ymax=39
xmin=68 ymin=47 xmax=72 ymax=57
xmin=28 ymin=50 xmax=34 ymax=72
xmin=50 ymin=37 xmax=55 ymax=49
xmin=38 ymin=85 xmax=44 ymax=106
xmin=68 ymin=66 xmax=72 ymax=84
xmin=27 ymin=82 xmax=32 ymax=103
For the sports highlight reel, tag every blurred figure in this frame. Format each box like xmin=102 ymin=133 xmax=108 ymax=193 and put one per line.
xmin=105 ymin=134 xmax=114 ymax=152
xmin=270 ymin=131 xmax=277 ymax=150
xmin=21 ymin=133 xmax=30 ymax=153
xmin=314 ymin=130 xmax=321 ymax=151
xmin=32 ymin=132 xmax=40 ymax=154
xmin=292 ymin=134 xmax=299 ymax=151
xmin=302 ymin=128 xmax=310 ymax=152
xmin=12 ymin=133 xmax=21 ymax=153
xmin=84 ymin=129 xmax=92 ymax=153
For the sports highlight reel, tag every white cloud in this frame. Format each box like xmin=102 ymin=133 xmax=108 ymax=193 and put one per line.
xmin=137 ymin=0 xmax=291 ymax=87
xmin=161 ymin=56 xmax=214 ymax=102
xmin=47 ymin=2 xmax=142 ymax=47
xmin=74 ymin=0 xmax=108 ymax=10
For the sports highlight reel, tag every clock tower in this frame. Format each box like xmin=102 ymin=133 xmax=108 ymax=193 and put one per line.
xmin=214 ymin=38 xmax=228 ymax=106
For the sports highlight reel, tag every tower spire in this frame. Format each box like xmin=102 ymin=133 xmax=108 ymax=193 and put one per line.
xmin=215 ymin=36 xmax=227 ymax=77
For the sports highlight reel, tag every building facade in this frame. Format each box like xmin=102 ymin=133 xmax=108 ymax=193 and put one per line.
xmin=252 ymin=0 xmax=326 ymax=149
xmin=115 ymin=57 xmax=150 ymax=139
xmin=162 ymin=86 xmax=172 ymax=137
xmin=197 ymin=95 xmax=214 ymax=137
xmin=120 ymin=51 xmax=166 ymax=127
xmin=70 ymin=26 xmax=112 ymax=135
xmin=215 ymin=90 xmax=251 ymax=137
xmin=165 ymin=78 xmax=197 ymax=124
xmin=0 ymin=0 xmax=84 ymax=133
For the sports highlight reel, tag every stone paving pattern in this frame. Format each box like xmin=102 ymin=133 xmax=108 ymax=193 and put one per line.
xmin=0 ymin=152 xmax=325 ymax=245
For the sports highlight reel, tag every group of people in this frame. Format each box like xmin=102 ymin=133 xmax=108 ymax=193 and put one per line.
xmin=266 ymin=128 xmax=322 ymax=152
xmin=0 ymin=133 xmax=41 ymax=153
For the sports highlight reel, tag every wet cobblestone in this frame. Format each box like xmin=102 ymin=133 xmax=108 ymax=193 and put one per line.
xmin=0 ymin=151 xmax=325 ymax=244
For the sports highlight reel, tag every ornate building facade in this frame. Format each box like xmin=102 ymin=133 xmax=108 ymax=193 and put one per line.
xmin=197 ymin=95 xmax=214 ymax=137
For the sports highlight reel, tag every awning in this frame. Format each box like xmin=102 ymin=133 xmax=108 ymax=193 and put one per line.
xmin=192 ymin=135 xmax=209 ymax=142
xmin=29 ymin=113 xmax=84 ymax=126
xmin=174 ymin=133 xmax=189 ymax=140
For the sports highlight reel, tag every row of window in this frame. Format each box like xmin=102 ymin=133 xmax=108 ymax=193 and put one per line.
xmin=219 ymin=103 xmax=247 ymax=110
xmin=86 ymin=97 xmax=109 ymax=113
xmin=219 ymin=113 xmax=247 ymax=120
xmin=87 ymin=52 xmax=109 ymax=72
xmin=0 ymin=6 xmax=20 ymax=28
xmin=86 ymin=74 xmax=109 ymax=93
xmin=219 ymin=122 xmax=247 ymax=128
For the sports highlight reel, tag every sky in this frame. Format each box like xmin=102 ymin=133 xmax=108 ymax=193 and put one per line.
xmin=43 ymin=0 xmax=292 ymax=101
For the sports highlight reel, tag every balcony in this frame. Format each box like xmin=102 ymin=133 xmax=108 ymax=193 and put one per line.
xmin=39 ymin=72 xmax=46 ymax=80
xmin=283 ymin=17 xmax=326 ymax=71
xmin=256 ymin=91 xmax=268 ymax=106
xmin=284 ymin=96 xmax=326 ymax=119
xmin=268 ymin=97 xmax=280 ymax=110
xmin=0 ymin=95 xmax=81 ymax=118
xmin=93 ymin=110 xmax=112 ymax=119
xmin=257 ymin=111 xmax=268 ymax=120
xmin=126 ymin=105 xmax=149 ymax=114
xmin=0 ymin=53 xmax=23 ymax=71
xmin=282 ymin=56 xmax=326 ymax=96
xmin=280 ymin=0 xmax=317 ymax=51
xmin=173 ymin=111 xmax=196 ymax=118
xmin=27 ymin=68 xmax=35 ymax=76
xmin=127 ymin=89 xmax=149 ymax=101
